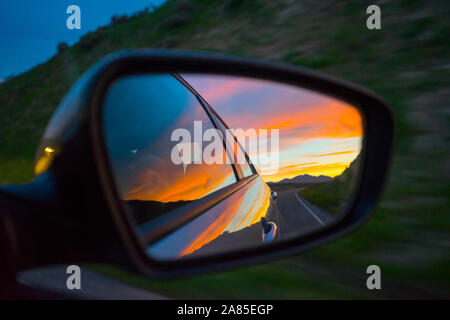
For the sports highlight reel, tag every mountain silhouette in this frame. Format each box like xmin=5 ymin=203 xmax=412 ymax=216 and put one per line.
xmin=273 ymin=174 xmax=333 ymax=185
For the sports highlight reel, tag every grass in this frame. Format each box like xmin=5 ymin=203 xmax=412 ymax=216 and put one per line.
xmin=1 ymin=0 xmax=449 ymax=298
xmin=299 ymin=184 xmax=347 ymax=216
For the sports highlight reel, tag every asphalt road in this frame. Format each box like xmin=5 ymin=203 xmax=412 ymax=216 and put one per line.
xmin=186 ymin=188 xmax=334 ymax=257
xmin=275 ymin=188 xmax=335 ymax=238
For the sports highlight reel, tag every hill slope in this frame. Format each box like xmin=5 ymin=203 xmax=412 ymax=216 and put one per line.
xmin=299 ymin=154 xmax=361 ymax=215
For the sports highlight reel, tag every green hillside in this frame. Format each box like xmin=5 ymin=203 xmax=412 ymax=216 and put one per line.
xmin=299 ymin=154 xmax=361 ymax=216
xmin=1 ymin=0 xmax=449 ymax=298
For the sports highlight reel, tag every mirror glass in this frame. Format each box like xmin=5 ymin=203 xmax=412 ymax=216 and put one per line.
xmin=102 ymin=73 xmax=363 ymax=261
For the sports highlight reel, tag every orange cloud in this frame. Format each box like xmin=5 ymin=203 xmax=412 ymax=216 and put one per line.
xmin=227 ymin=101 xmax=362 ymax=142
xmin=185 ymin=74 xmax=363 ymax=144
xmin=304 ymin=150 xmax=357 ymax=157
xmin=183 ymin=74 xmax=364 ymax=179
xmin=125 ymin=75 xmax=363 ymax=203
xmin=261 ymin=162 xmax=352 ymax=183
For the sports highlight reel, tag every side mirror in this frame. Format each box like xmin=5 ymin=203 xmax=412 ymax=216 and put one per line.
xmin=2 ymin=50 xmax=393 ymax=279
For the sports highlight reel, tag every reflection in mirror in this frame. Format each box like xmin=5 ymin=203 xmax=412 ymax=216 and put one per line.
xmin=103 ymin=73 xmax=363 ymax=261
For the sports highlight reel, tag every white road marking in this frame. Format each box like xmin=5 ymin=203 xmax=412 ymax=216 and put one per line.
xmin=294 ymin=192 xmax=325 ymax=225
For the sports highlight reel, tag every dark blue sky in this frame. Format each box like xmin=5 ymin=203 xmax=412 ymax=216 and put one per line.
xmin=0 ymin=0 xmax=166 ymax=80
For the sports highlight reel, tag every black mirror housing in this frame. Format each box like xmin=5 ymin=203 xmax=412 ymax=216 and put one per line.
xmin=1 ymin=50 xmax=394 ymax=279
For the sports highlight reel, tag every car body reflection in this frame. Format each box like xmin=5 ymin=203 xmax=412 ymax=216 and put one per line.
xmin=146 ymin=177 xmax=285 ymax=259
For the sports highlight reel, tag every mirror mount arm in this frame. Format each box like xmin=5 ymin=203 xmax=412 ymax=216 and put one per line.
xmin=0 ymin=180 xmax=82 ymax=274
xmin=0 ymin=171 xmax=133 ymax=275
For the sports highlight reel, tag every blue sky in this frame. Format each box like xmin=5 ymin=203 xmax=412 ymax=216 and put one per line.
xmin=0 ymin=0 xmax=166 ymax=79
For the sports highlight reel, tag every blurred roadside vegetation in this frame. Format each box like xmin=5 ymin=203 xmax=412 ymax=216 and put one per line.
xmin=300 ymin=155 xmax=361 ymax=216
xmin=0 ymin=0 xmax=449 ymax=298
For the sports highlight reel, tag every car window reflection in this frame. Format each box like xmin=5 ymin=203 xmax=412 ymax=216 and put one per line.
xmin=103 ymin=74 xmax=237 ymax=224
